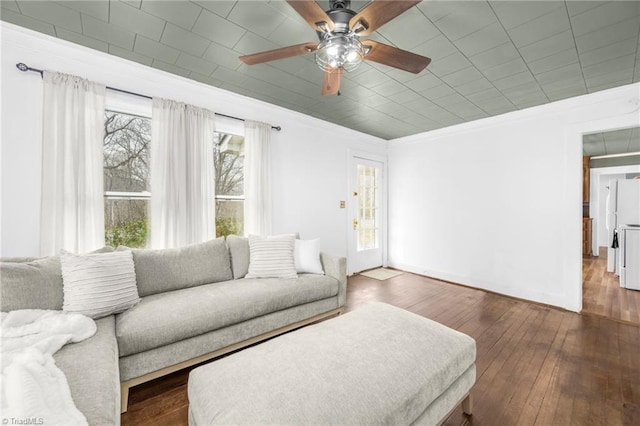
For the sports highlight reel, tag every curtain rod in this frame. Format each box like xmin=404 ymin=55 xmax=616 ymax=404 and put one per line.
xmin=16 ymin=63 xmax=282 ymax=131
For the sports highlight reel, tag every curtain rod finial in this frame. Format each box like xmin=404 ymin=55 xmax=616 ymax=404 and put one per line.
xmin=16 ymin=63 xmax=29 ymax=72
xmin=274 ymin=126 xmax=282 ymax=131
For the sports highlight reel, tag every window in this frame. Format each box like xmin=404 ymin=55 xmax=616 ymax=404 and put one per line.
xmin=103 ymin=110 xmax=151 ymax=248
xmin=214 ymin=132 xmax=244 ymax=237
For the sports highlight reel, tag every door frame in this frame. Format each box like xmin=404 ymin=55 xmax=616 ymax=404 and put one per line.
xmin=347 ymin=149 xmax=388 ymax=276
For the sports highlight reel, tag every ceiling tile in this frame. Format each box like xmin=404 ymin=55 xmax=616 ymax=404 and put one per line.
xmin=507 ymin=8 xmax=571 ymax=48
xmin=575 ymin=17 xmax=640 ymax=54
xmin=232 ymin=31 xmax=277 ymax=55
xmin=546 ymin=85 xmax=587 ymax=102
xmin=428 ymin=51 xmax=473 ymax=77
xmin=188 ymin=71 xmax=223 ymax=87
xmin=175 ymin=52 xmax=217 ymax=76
xmin=585 ymin=69 xmax=635 ymax=89
xmin=0 ymin=8 xmax=55 ymax=36
xmin=161 ymin=23 xmax=210 ymax=57
xmin=509 ymin=91 xmax=548 ymax=109
xmin=349 ymin=67 xmax=389 ymax=89
xmin=570 ymin=1 xmax=640 ymax=38
xmin=387 ymin=89 xmax=424 ymax=105
xmin=492 ymin=71 xmax=537 ymax=90
xmin=269 ymin=16 xmax=316 ymax=46
xmin=193 ymin=0 xmax=237 ymax=18
xmin=416 ymin=0 xmax=456 ymax=23
xmin=477 ymin=97 xmax=517 ymax=115
xmin=412 ymin=34 xmax=458 ymax=61
xmin=140 ymin=0 xmax=202 ymax=30
xmin=432 ymin=1 xmax=497 ymax=41
xmin=453 ymin=22 xmax=511 ymax=58
xmin=403 ymin=73 xmax=443 ymax=92
xmin=528 ymin=48 xmax=578 ymax=75
xmin=81 ymin=15 xmax=135 ymax=50
xmin=370 ymin=79 xmax=408 ymax=97
xmin=489 ymin=0 xmax=564 ymax=30
xmin=582 ymin=54 xmax=636 ymax=79
xmin=109 ymin=1 xmax=165 ymax=41
xmin=500 ymin=81 xmax=544 ymax=99
xmin=55 ymin=27 xmax=107 ymax=52
xmin=566 ymin=1 xmax=609 ymax=17
xmin=227 ymin=0 xmax=287 ymax=38
xmin=479 ymin=57 xmax=528 ymax=81
xmin=272 ymin=57 xmax=322 ymax=83
xmin=193 ymin=9 xmax=246 ymax=48
xmin=440 ymin=66 xmax=485 ymax=87
xmin=61 ymin=0 xmax=109 ymax=21
xmin=469 ymin=42 xmax=520 ymax=70
xmin=385 ymin=68 xmax=423 ymax=84
xmin=152 ymin=59 xmax=191 ymax=77
xmin=376 ymin=7 xmax=441 ymax=50
xmin=443 ymin=100 xmax=484 ymax=119
xmin=534 ymin=62 xmax=583 ymax=85
xmin=2 ymin=1 xmax=19 ymax=13
xmin=518 ymin=30 xmax=576 ymax=63
xmin=466 ymin=87 xmax=504 ymax=103
xmin=579 ymin=37 xmax=638 ymax=68
xmin=108 ymin=44 xmax=153 ymax=66
xmin=455 ymin=77 xmax=494 ymax=97
xmin=202 ymin=41 xmax=243 ymax=70
xmin=423 ymin=83 xmax=457 ymax=100
xmin=134 ymin=35 xmax=180 ymax=63
xmin=433 ymin=92 xmax=467 ymax=107
xmin=18 ymin=0 xmax=81 ymax=32
xmin=211 ymin=66 xmax=247 ymax=86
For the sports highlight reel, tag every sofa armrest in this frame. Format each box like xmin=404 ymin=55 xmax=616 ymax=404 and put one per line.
xmin=320 ymin=253 xmax=347 ymax=307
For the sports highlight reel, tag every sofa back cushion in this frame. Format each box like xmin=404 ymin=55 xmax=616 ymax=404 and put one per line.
xmin=1 ymin=256 xmax=64 ymax=311
xmin=226 ymin=235 xmax=249 ymax=279
xmin=1 ymin=247 xmax=116 ymax=312
xmin=125 ymin=238 xmax=232 ymax=297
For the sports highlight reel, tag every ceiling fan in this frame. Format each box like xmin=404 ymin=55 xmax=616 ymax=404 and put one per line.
xmin=239 ymin=0 xmax=431 ymax=96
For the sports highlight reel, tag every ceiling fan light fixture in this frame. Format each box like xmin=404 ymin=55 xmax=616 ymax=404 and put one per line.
xmin=315 ymin=35 xmax=364 ymax=72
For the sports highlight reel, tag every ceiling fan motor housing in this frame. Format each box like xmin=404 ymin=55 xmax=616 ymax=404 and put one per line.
xmin=327 ymin=0 xmax=356 ymax=34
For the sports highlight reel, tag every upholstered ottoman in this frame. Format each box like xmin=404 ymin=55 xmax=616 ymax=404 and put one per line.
xmin=188 ymin=302 xmax=476 ymax=425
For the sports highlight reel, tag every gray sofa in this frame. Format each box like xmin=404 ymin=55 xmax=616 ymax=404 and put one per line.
xmin=1 ymin=236 xmax=347 ymax=425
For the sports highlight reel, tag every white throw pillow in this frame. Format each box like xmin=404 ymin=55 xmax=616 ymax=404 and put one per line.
xmin=60 ymin=249 xmax=140 ymax=319
xmin=294 ymin=239 xmax=324 ymax=275
xmin=246 ymin=234 xmax=297 ymax=279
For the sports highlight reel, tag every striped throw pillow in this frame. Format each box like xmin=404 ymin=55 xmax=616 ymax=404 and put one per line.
xmin=60 ymin=249 xmax=140 ymax=319
xmin=245 ymin=234 xmax=298 ymax=279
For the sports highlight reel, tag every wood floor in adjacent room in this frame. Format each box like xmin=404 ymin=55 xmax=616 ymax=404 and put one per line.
xmin=121 ymin=272 xmax=640 ymax=425
xmin=583 ymin=247 xmax=640 ymax=325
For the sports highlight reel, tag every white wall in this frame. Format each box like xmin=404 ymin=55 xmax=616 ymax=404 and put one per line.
xmin=388 ymin=83 xmax=640 ymax=312
xmin=0 ymin=23 xmax=386 ymax=258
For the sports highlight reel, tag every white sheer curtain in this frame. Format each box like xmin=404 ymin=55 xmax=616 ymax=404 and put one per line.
xmin=150 ymin=98 xmax=215 ymax=249
xmin=40 ymin=71 xmax=106 ymax=256
xmin=243 ymin=120 xmax=272 ymax=236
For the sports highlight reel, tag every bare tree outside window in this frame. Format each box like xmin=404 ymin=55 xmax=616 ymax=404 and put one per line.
xmin=103 ymin=111 xmax=150 ymax=248
xmin=102 ymin=117 xmax=245 ymax=245
xmin=214 ymin=132 xmax=244 ymax=237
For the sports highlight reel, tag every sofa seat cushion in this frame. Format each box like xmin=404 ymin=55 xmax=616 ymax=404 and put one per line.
xmin=53 ymin=315 xmax=120 ymax=426
xmin=115 ymin=274 xmax=339 ymax=357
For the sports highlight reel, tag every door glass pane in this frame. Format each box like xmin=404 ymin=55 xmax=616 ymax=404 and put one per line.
xmin=357 ymin=164 xmax=379 ymax=251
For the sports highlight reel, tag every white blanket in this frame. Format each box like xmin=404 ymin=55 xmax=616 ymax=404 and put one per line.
xmin=1 ymin=310 xmax=96 ymax=426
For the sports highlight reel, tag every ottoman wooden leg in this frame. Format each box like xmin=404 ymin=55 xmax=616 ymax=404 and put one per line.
xmin=462 ymin=394 xmax=472 ymax=415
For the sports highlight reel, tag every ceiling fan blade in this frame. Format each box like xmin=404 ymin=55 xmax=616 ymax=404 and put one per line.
xmin=362 ymin=40 xmax=431 ymax=74
xmin=239 ymin=42 xmax=318 ymax=65
xmin=350 ymin=0 xmax=421 ymax=36
xmin=322 ymin=67 xmax=342 ymax=96
xmin=286 ymin=0 xmax=334 ymax=32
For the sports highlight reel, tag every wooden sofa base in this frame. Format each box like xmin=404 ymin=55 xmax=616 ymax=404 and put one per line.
xmin=120 ymin=307 xmax=344 ymax=413
xmin=438 ymin=392 xmax=472 ymax=426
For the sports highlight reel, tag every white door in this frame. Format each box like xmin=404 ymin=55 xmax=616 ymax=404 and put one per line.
xmin=349 ymin=156 xmax=384 ymax=273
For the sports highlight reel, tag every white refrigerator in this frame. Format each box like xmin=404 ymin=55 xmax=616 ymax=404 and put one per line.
xmin=619 ymin=225 xmax=640 ymax=290
xmin=606 ymin=179 xmax=640 ymax=274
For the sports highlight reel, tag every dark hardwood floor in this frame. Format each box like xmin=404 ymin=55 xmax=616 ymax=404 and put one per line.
xmin=583 ymin=247 xmax=640 ymax=325
xmin=122 ymin=272 xmax=640 ymax=425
